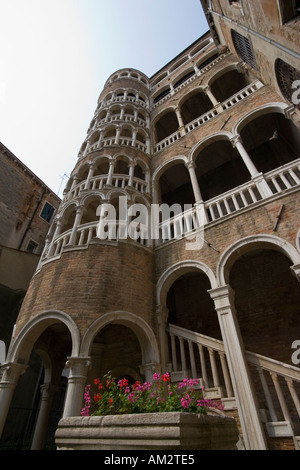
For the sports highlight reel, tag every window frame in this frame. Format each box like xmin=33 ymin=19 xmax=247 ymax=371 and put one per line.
xmin=40 ymin=201 xmax=55 ymax=224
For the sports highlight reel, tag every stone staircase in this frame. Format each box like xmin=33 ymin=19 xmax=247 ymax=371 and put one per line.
xmin=168 ymin=323 xmax=300 ymax=449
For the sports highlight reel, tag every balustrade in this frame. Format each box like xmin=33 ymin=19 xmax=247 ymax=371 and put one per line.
xmin=168 ymin=324 xmax=234 ymax=399
xmin=265 ymin=160 xmax=300 ymax=194
xmin=168 ymin=323 xmax=300 ymax=439
xmin=246 ymin=351 xmax=300 ymax=437
xmin=157 ymin=159 xmax=300 ymax=243
xmin=154 ymin=79 xmax=263 ymax=154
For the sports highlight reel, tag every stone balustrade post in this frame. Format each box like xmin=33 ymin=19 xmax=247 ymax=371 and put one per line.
xmin=209 ymin=285 xmax=267 ymax=450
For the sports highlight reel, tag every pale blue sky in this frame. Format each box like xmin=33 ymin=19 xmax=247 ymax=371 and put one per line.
xmin=0 ymin=0 xmax=208 ymax=195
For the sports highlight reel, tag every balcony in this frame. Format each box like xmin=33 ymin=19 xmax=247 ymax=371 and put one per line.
xmin=158 ymin=159 xmax=300 ymax=245
xmin=154 ymin=79 xmax=264 ymax=154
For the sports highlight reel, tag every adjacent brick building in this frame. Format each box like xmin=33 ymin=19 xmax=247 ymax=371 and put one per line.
xmin=0 ymin=142 xmax=60 ymax=360
xmin=0 ymin=0 xmax=299 ymax=450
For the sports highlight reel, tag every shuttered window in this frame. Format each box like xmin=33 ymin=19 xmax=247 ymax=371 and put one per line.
xmin=275 ymin=59 xmax=300 ymax=109
xmin=231 ymin=30 xmax=257 ymax=71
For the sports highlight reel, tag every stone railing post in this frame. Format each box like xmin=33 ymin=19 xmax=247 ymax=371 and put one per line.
xmin=209 ymin=285 xmax=267 ymax=450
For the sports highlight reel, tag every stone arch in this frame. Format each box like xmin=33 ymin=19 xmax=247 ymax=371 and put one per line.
xmin=152 ymin=155 xmax=189 ymax=187
xmin=217 ymin=234 xmax=300 ymax=286
xmin=6 ymin=310 xmax=80 ymax=365
xmin=190 ymin=131 xmax=234 ymax=164
xmin=152 ymin=155 xmax=191 ymax=207
xmin=80 ymin=311 xmax=160 ymax=366
xmin=233 ymin=102 xmax=292 ymax=136
xmin=156 ymin=260 xmax=218 ymax=314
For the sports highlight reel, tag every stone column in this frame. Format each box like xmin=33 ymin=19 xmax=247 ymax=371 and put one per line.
xmin=128 ymin=163 xmax=135 ymax=187
xmin=186 ymin=162 xmax=208 ymax=226
xmin=186 ymin=162 xmax=203 ymax=203
xmin=63 ymin=357 xmax=91 ymax=418
xmin=115 ymin=126 xmax=121 ymax=145
xmin=231 ymin=135 xmax=259 ymax=177
xmin=156 ymin=306 xmax=169 ymax=373
xmin=31 ymin=383 xmax=56 ymax=450
xmin=48 ymin=218 xmax=62 ymax=257
xmin=0 ymin=362 xmax=27 ymax=438
xmin=69 ymin=206 xmax=84 ymax=246
xmin=231 ymin=136 xmax=273 ymax=198
xmin=209 ymin=286 xmax=267 ymax=450
xmin=84 ymin=163 xmax=95 ymax=190
xmin=204 ymin=85 xmax=220 ymax=108
xmin=175 ymin=107 xmax=186 ymax=136
xmin=106 ymin=161 xmax=115 ymax=186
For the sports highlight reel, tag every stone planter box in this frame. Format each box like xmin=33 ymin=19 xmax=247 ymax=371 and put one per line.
xmin=55 ymin=411 xmax=239 ymax=450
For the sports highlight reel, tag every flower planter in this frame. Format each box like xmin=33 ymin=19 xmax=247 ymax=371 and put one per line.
xmin=55 ymin=410 xmax=239 ymax=450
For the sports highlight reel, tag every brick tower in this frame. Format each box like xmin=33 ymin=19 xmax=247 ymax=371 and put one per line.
xmin=1 ymin=1 xmax=300 ymax=451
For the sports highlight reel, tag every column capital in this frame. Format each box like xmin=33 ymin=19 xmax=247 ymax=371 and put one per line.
xmin=185 ymin=160 xmax=196 ymax=170
xmin=0 ymin=362 xmax=27 ymax=384
xmin=290 ymin=264 xmax=300 ymax=282
xmin=230 ymin=134 xmax=242 ymax=148
xmin=208 ymin=285 xmax=236 ymax=313
xmin=65 ymin=356 xmax=91 ymax=376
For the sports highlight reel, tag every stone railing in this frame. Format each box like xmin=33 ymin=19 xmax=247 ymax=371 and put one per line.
xmin=265 ymin=159 xmax=300 ymax=195
xmin=205 ymin=178 xmax=263 ymax=222
xmin=154 ymin=79 xmax=263 ymax=154
xmin=220 ymin=80 xmax=263 ymax=111
xmin=168 ymin=323 xmax=300 ymax=438
xmin=65 ymin=174 xmax=148 ymax=201
xmin=168 ymin=324 xmax=234 ymax=402
xmin=151 ymin=51 xmax=230 ymax=109
xmin=246 ymin=351 xmax=300 ymax=438
xmin=157 ymin=159 xmax=300 ymax=244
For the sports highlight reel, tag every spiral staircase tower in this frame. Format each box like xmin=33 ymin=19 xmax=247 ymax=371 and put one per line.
xmin=0 ymin=69 xmax=161 ymax=439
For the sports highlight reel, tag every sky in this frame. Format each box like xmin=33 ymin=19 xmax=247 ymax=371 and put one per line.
xmin=0 ymin=0 xmax=208 ymax=197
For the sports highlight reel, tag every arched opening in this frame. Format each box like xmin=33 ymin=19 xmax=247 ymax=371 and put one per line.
xmin=166 ymin=272 xmax=220 ymax=338
xmin=76 ymin=164 xmax=89 ymax=185
xmin=158 ymin=162 xmax=194 ymax=209
xmin=155 ymin=111 xmax=179 ymax=143
xmin=88 ymin=324 xmax=143 ymax=387
xmin=240 ymin=112 xmax=300 ymax=174
xmin=194 ymin=138 xmax=250 ymax=201
xmin=93 ymin=157 xmax=110 ymax=176
xmin=153 ymin=86 xmax=171 ymax=104
xmin=163 ymin=269 xmax=227 ymax=393
xmin=0 ymin=319 xmax=74 ymax=450
xmin=81 ymin=312 xmax=160 ymax=385
xmin=60 ymin=205 xmax=77 ymax=234
xmin=173 ymin=69 xmax=196 ymax=89
xmin=210 ymin=68 xmax=251 ymax=103
xmin=134 ymin=163 xmax=145 ymax=180
xmin=230 ymin=248 xmax=300 ymax=363
xmin=180 ymin=91 xmax=213 ymax=125
xmin=114 ymin=157 xmax=129 ymax=176
xmin=229 ymin=247 xmax=300 ymax=425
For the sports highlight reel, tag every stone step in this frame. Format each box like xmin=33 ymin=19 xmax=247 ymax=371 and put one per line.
xmin=294 ymin=436 xmax=300 ymax=450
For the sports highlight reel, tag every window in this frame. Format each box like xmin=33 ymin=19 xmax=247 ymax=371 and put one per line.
xmin=231 ymin=30 xmax=257 ymax=70
xmin=40 ymin=202 xmax=55 ymax=223
xmin=27 ymin=240 xmax=38 ymax=253
xmin=278 ymin=0 xmax=300 ymax=24
xmin=275 ymin=59 xmax=300 ymax=109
